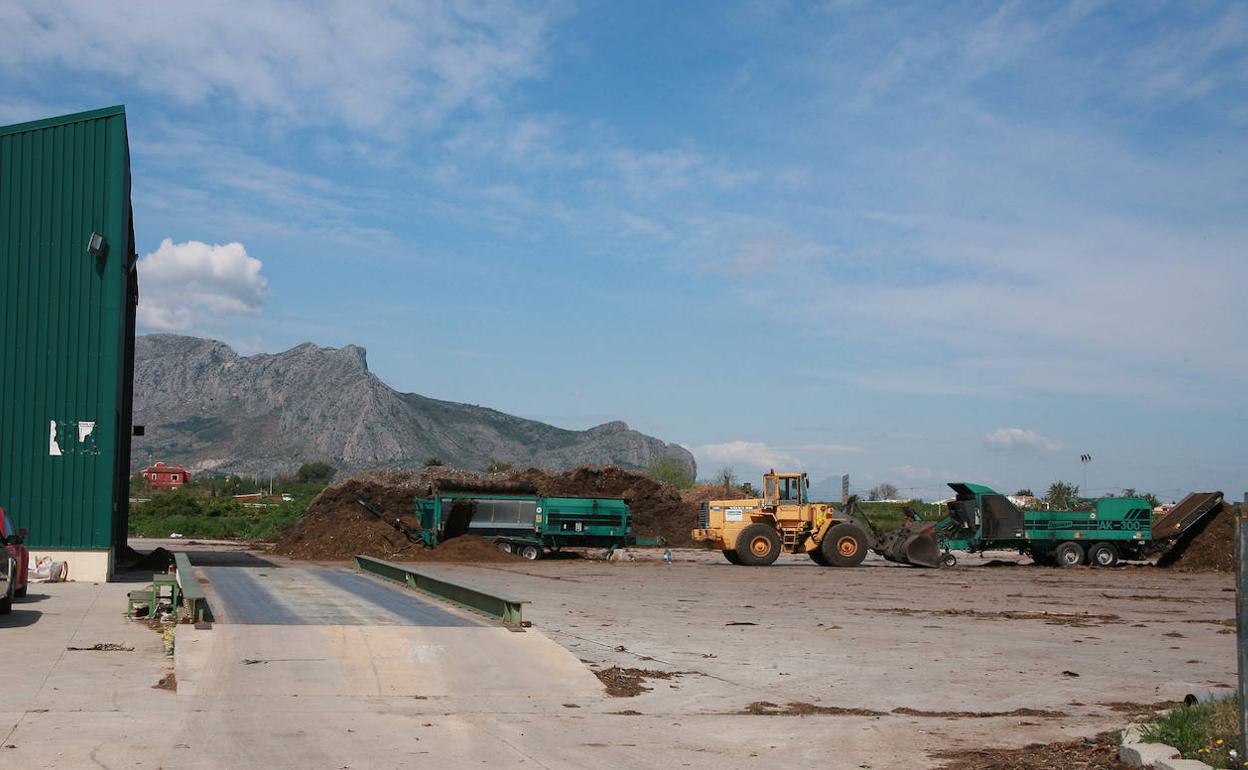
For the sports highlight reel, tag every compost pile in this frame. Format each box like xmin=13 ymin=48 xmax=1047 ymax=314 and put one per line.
xmin=271 ymin=467 xmax=520 ymax=561
xmin=510 ymin=465 xmax=697 ymax=546
xmin=1156 ymin=503 xmax=1237 ymax=573
xmin=272 ymin=464 xmax=703 ymax=560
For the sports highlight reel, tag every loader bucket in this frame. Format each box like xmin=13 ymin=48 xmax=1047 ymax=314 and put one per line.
xmin=874 ymin=520 xmax=943 ymax=568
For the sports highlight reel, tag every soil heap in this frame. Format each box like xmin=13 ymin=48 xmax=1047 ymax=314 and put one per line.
xmin=271 ymin=467 xmax=521 ymax=561
xmin=272 ymin=464 xmax=709 ymax=561
xmin=1156 ymin=502 xmax=1237 ymax=573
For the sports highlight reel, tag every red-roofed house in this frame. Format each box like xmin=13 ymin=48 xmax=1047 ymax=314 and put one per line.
xmin=141 ymin=462 xmax=191 ymax=490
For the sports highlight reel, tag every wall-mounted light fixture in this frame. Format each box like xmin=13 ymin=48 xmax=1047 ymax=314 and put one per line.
xmin=87 ymin=231 xmax=108 ymax=259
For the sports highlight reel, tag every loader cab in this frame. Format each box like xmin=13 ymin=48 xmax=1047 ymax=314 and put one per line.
xmin=763 ymin=471 xmax=807 ymax=508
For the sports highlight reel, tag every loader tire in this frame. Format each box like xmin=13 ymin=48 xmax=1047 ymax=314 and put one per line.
xmin=722 ymin=549 xmax=742 ymax=565
xmin=809 ymin=549 xmax=831 ymax=566
xmin=822 ymin=523 xmax=868 ymax=568
xmin=1054 ymin=541 xmax=1084 ymax=568
xmin=735 ymin=524 xmax=781 ymax=566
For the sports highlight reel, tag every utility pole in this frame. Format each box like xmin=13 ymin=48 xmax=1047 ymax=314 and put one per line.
xmin=1237 ymin=510 xmax=1247 ymax=766
xmin=1080 ymin=454 xmax=1092 ymax=496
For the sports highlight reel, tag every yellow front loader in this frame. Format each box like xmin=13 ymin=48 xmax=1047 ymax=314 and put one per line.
xmin=691 ymin=470 xmax=871 ymax=567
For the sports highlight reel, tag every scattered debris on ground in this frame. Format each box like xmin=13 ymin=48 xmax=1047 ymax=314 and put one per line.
xmin=1099 ymin=700 xmax=1176 ymax=718
xmin=743 ymin=701 xmax=886 ymax=717
xmin=932 ymin=730 xmax=1131 ymax=769
xmin=66 ymin=643 xmax=134 ymax=652
xmin=867 ymin=607 xmax=1121 ymax=627
xmin=152 ymin=672 xmax=177 ymax=691
xmin=740 ymin=702 xmax=1068 ymax=719
xmin=894 ymin=707 xmax=1068 ymax=719
xmin=594 ymin=666 xmax=678 ymax=697
xmin=1157 ymin=503 xmax=1237 ymax=573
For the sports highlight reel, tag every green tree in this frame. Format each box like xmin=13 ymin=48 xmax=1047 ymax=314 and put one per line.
xmin=296 ymin=462 xmax=337 ymax=484
xmin=485 ymin=461 xmax=513 ymax=474
xmin=423 ymin=457 xmax=445 ymax=467
xmin=1045 ymin=481 xmax=1080 ymax=509
xmin=645 ymin=457 xmax=692 ymax=489
xmin=717 ymin=466 xmax=737 ymax=494
xmin=1014 ymin=488 xmax=1033 ymax=497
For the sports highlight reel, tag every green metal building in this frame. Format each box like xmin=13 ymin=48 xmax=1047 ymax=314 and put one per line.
xmin=0 ymin=106 xmax=138 ymax=580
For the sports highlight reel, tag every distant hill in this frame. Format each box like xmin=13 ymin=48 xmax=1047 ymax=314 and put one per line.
xmin=131 ymin=334 xmax=696 ymax=478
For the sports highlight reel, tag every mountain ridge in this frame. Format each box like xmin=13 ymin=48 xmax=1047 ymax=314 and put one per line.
xmin=131 ymin=334 xmax=696 ymax=478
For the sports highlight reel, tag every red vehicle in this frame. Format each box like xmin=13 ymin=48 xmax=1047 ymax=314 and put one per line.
xmin=1 ymin=507 xmax=29 ymax=598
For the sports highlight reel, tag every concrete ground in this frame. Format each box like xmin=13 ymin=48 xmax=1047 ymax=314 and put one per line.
xmin=0 ymin=539 xmax=1235 ymax=769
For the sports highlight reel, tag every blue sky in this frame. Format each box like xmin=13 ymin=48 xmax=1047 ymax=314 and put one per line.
xmin=2 ymin=1 xmax=1244 ymax=500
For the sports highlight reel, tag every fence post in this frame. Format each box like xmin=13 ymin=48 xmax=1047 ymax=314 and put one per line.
xmin=1237 ymin=511 xmax=1247 ymax=765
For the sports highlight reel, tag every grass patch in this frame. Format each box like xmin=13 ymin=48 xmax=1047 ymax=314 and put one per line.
xmin=1139 ymin=695 xmax=1240 ymax=768
xmin=129 ymin=492 xmax=307 ymax=540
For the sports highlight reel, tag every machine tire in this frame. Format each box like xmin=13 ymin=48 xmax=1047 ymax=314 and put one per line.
xmin=809 ymin=549 xmax=830 ymax=566
xmin=496 ymin=542 xmax=514 ymax=554
xmin=519 ymin=545 xmax=542 ymax=561
xmin=1088 ymin=542 xmax=1119 ymax=568
xmin=941 ymin=553 xmax=958 ymax=568
xmin=735 ymin=524 xmax=781 ymax=566
xmin=722 ymin=549 xmax=743 ymax=565
xmin=1054 ymin=541 xmax=1085 ymax=568
xmin=822 ymin=523 xmax=868 ymax=568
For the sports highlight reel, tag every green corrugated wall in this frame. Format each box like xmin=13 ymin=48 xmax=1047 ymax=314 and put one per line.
xmin=0 ymin=106 xmax=137 ymax=552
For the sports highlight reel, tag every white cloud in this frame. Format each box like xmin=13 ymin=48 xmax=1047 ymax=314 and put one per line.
xmin=695 ymin=441 xmax=801 ymax=472
xmin=137 ymin=239 xmax=269 ymax=330
xmin=0 ymin=1 xmax=558 ymax=133
xmin=983 ymin=427 xmax=1062 ymax=452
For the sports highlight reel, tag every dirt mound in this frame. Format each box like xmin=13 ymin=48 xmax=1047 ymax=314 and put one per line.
xmin=1157 ymin=503 xmax=1236 ymax=572
xmin=272 ymin=464 xmax=698 ymax=560
xmin=509 ymin=465 xmax=695 ymax=546
xmin=271 ymin=467 xmax=517 ymax=561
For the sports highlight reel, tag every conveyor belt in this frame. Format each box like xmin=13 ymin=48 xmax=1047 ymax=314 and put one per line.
xmin=1152 ymin=491 xmax=1224 ymax=540
xmin=200 ymin=566 xmax=484 ymax=627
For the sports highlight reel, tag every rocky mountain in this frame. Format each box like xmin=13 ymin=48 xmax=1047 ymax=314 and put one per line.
xmin=131 ymin=335 xmax=696 ymax=478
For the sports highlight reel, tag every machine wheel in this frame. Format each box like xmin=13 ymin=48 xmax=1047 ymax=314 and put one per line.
xmin=722 ymin=549 xmax=743 ymax=565
xmin=822 ymin=523 xmax=868 ymax=568
xmin=1054 ymin=541 xmax=1085 ymax=568
xmin=735 ymin=524 xmax=781 ymax=566
xmin=519 ymin=545 xmax=542 ymax=561
xmin=1088 ymin=542 xmax=1119 ymax=568
xmin=941 ymin=553 xmax=958 ymax=568
xmin=496 ymin=541 xmax=514 ymax=554
xmin=809 ymin=549 xmax=831 ymax=566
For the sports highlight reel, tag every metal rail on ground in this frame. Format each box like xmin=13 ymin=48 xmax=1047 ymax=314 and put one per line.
xmin=353 ymin=555 xmax=527 ymax=625
xmin=173 ymin=552 xmax=210 ymax=622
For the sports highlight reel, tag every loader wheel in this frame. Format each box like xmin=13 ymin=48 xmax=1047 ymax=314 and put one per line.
xmin=1054 ymin=541 xmax=1084 ymax=568
xmin=822 ymin=523 xmax=868 ymax=568
xmin=941 ymin=553 xmax=957 ymax=568
xmin=1088 ymin=542 xmax=1119 ymax=568
xmin=809 ymin=549 xmax=830 ymax=566
xmin=735 ymin=524 xmax=781 ymax=566
xmin=722 ymin=549 xmax=742 ymax=565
